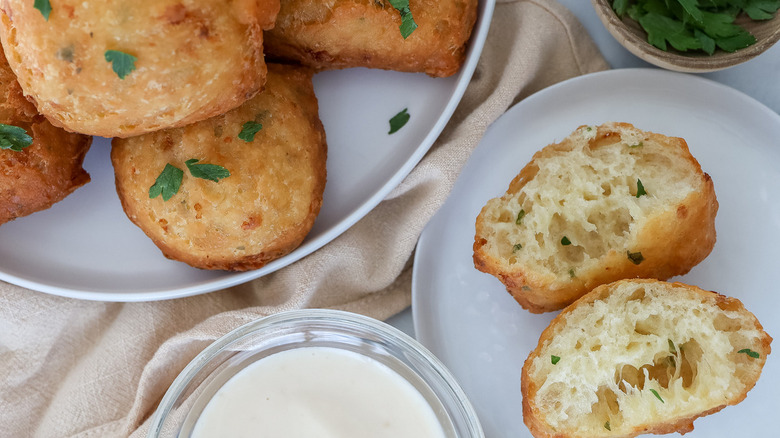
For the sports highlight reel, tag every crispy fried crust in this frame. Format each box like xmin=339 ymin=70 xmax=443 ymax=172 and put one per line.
xmin=521 ymin=279 xmax=772 ymax=438
xmin=474 ymin=122 xmax=718 ymax=313
xmin=0 ymin=0 xmax=279 ymax=138
xmin=265 ymin=0 xmax=478 ymax=77
xmin=0 ymin=45 xmax=90 ymax=225
xmin=111 ymin=64 xmax=326 ymax=271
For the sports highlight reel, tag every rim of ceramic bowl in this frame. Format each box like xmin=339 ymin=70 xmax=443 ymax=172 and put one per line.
xmin=147 ymin=308 xmax=484 ymax=438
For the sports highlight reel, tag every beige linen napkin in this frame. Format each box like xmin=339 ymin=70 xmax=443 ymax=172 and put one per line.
xmin=0 ymin=1 xmax=608 ymax=436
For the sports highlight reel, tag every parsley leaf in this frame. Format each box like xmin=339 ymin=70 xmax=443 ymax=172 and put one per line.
xmin=388 ymin=108 xmax=410 ymax=134
xmin=185 ymin=159 xmax=230 ymax=182
xmin=551 ymin=355 xmax=561 ymax=365
xmin=34 ymin=0 xmax=52 ymax=20
xmin=516 ymin=209 xmax=526 ymax=225
xmin=640 ymin=12 xmax=702 ymax=51
xmin=512 ymin=243 xmax=523 ymax=252
xmin=605 ymin=421 xmax=611 ymax=431
xmin=238 ymin=121 xmax=263 ymax=142
xmin=561 ymin=236 xmax=572 ymax=246
xmin=649 ymin=388 xmax=665 ymax=403
xmin=0 ymin=124 xmax=33 ymax=151
xmin=738 ymin=348 xmax=760 ymax=358
xmin=104 ymin=50 xmax=137 ymax=79
xmin=149 ymin=164 xmax=183 ymax=201
xmin=627 ymin=250 xmax=644 ymax=265
xmin=636 ymin=178 xmax=647 ymax=197
xmin=387 ymin=0 xmax=418 ymax=39
xmin=744 ymin=0 xmax=780 ymax=20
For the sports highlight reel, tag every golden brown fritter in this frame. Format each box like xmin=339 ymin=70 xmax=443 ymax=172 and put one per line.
xmin=265 ymin=0 xmax=478 ymax=77
xmin=0 ymin=45 xmax=91 ymax=226
xmin=0 ymin=0 xmax=280 ymax=138
xmin=111 ymin=64 xmax=327 ymax=271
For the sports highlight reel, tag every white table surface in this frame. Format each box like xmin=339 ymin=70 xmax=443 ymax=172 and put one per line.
xmin=387 ymin=0 xmax=780 ymax=337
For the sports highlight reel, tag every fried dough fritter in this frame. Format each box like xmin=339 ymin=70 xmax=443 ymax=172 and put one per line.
xmin=265 ymin=0 xmax=478 ymax=77
xmin=0 ymin=45 xmax=91 ymax=226
xmin=0 ymin=0 xmax=280 ymax=138
xmin=111 ymin=64 xmax=326 ymax=271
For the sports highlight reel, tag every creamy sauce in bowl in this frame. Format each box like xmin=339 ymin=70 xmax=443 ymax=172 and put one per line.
xmin=191 ymin=346 xmax=447 ymax=437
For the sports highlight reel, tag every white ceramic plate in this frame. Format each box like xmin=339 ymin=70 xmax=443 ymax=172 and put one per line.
xmin=0 ymin=0 xmax=495 ymax=302
xmin=412 ymin=68 xmax=780 ymax=437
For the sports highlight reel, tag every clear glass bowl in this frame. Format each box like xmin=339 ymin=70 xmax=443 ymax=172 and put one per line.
xmin=147 ymin=309 xmax=483 ymax=437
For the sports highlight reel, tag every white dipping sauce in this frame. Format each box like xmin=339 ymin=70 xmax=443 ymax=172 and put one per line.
xmin=191 ymin=346 xmax=447 ymax=438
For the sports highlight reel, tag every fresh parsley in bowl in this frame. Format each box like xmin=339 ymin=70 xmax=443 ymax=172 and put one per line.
xmin=592 ymin=0 xmax=780 ymax=72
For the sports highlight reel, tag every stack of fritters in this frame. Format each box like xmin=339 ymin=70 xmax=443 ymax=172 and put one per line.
xmin=0 ymin=0 xmax=478 ymax=270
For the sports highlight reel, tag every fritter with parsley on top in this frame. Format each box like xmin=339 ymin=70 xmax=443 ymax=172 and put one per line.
xmin=0 ymin=0 xmax=279 ymax=138
xmin=111 ymin=64 xmax=326 ymax=271
xmin=0 ymin=46 xmax=91 ymax=226
xmin=265 ymin=0 xmax=478 ymax=77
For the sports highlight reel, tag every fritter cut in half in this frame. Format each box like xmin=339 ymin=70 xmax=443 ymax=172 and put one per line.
xmin=0 ymin=0 xmax=279 ymax=137
xmin=111 ymin=64 xmax=326 ymax=271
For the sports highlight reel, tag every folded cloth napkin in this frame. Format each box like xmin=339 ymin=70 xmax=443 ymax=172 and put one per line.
xmin=0 ymin=1 xmax=608 ymax=436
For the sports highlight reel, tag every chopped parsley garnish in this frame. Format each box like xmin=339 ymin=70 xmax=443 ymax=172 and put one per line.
xmin=636 ymin=179 xmax=647 ymax=197
xmin=34 ymin=0 xmax=52 ymax=20
xmin=104 ymin=50 xmax=137 ymax=79
xmin=629 ymin=141 xmax=644 ymax=148
xmin=149 ymin=164 xmax=183 ymax=201
xmin=627 ymin=251 xmax=644 ymax=265
xmin=516 ymin=209 xmax=526 ymax=225
xmin=561 ymin=236 xmax=572 ymax=246
xmin=649 ymin=388 xmax=664 ymax=403
xmin=238 ymin=121 xmax=263 ymax=142
xmin=185 ymin=159 xmax=230 ymax=182
xmin=388 ymin=0 xmax=418 ymax=39
xmin=604 ymin=421 xmax=611 ymax=431
xmin=738 ymin=348 xmax=760 ymax=358
xmin=0 ymin=124 xmax=33 ymax=151
xmin=512 ymin=243 xmax=523 ymax=252
xmin=388 ymin=108 xmax=410 ymax=134
xmin=551 ymin=355 xmax=560 ymax=365
xmin=568 ymin=268 xmax=576 ymax=278
xmin=668 ymin=339 xmax=677 ymax=354
xmin=611 ymin=0 xmax=774 ymax=55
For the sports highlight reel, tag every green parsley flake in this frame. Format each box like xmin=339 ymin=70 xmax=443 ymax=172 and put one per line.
xmin=551 ymin=355 xmax=560 ymax=365
xmin=629 ymin=141 xmax=644 ymax=148
xmin=512 ymin=243 xmax=523 ymax=252
xmin=561 ymin=236 xmax=572 ymax=246
xmin=34 ymin=0 xmax=52 ymax=20
xmin=627 ymin=251 xmax=644 ymax=265
xmin=604 ymin=421 xmax=611 ymax=431
xmin=388 ymin=108 xmax=410 ymax=134
xmin=636 ymin=179 xmax=647 ymax=197
xmin=649 ymin=388 xmax=664 ymax=403
xmin=516 ymin=209 xmax=526 ymax=225
xmin=738 ymin=348 xmax=760 ymax=359
xmin=149 ymin=164 xmax=183 ymax=201
xmin=0 ymin=124 xmax=33 ymax=151
xmin=568 ymin=268 xmax=576 ymax=278
xmin=238 ymin=121 xmax=263 ymax=142
xmin=387 ymin=0 xmax=418 ymax=39
xmin=668 ymin=339 xmax=677 ymax=354
xmin=105 ymin=50 xmax=137 ymax=79
xmin=185 ymin=159 xmax=230 ymax=182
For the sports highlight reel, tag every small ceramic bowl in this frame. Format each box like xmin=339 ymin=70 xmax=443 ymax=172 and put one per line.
xmin=147 ymin=309 xmax=483 ymax=438
xmin=592 ymin=0 xmax=780 ymax=72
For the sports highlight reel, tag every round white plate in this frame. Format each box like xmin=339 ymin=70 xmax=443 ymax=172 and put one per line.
xmin=412 ymin=68 xmax=780 ymax=437
xmin=0 ymin=0 xmax=495 ymax=302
